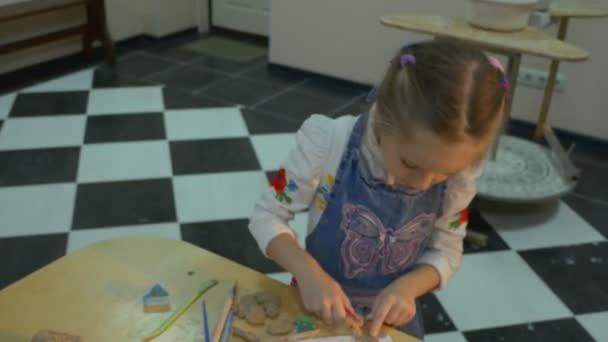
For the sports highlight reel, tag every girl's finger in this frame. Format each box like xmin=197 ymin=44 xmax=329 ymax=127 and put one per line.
xmin=385 ymin=306 xmax=403 ymax=326
xmin=341 ymin=293 xmax=356 ymax=318
xmin=369 ymin=298 xmax=393 ymax=337
xmin=331 ymin=302 xmax=346 ymax=323
xmin=321 ymin=302 xmax=333 ymax=325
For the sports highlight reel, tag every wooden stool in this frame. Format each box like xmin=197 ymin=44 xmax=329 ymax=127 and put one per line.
xmin=0 ymin=0 xmax=116 ymax=66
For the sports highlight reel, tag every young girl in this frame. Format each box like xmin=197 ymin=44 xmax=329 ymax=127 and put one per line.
xmin=249 ymin=41 xmax=508 ymax=339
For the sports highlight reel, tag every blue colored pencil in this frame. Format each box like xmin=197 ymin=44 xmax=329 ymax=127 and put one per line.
xmin=220 ymin=311 xmax=234 ymax=342
xmin=202 ymin=300 xmax=211 ymax=342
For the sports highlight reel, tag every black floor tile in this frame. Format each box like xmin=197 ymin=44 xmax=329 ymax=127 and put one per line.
xmin=146 ymin=38 xmax=206 ymax=62
xmin=146 ymin=65 xmax=227 ymax=92
xmin=242 ymin=109 xmax=303 ymax=134
xmin=72 ymin=179 xmax=177 ymax=229
xmin=571 ymin=141 xmax=608 ymax=165
xmin=255 ymin=88 xmax=344 ymax=120
xmin=0 ymin=147 xmax=80 ymax=187
xmin=563 ymin=194 xmax=608 ymax=238
xmin=0 ymin=233 xmax=68 ymax=289
xmin=241 ymin=63 xmax=308 ymax=87
xmin=162 ymin=87 xmax=230 ymax=110
xmin=192 ymin=55 xmax=262 ymax=74
xmin=298 ymin=76 xmax=369 ymax=102
xmin=102 ymin=52 xmax=176 ymax=79
xmin=84 ymin=113 xmax=166 ymax=143
xmin=170 ymin=138 xmax=260 ymax=174
xmin=420 ymin=293 xmax=457 ymax=334
xmin=573 ymin=158 xmax=608 ymax=202
xmin=463 ymin=318 xmax=595 ymax=342
xmin=92 ymin=68 xmax=160 ymax=88
xmin=9 ymin=92 xmax=88 ymax=117
xmin=332 ymin=96 xmax=371 ymax=117
xmin=202 ymin=77 xmax=283 ymax=106
xmin=181 ymin=219 xmax=283 ymax=274
xmin=519 ymin=241 xmax=608 ymax=314
xmin=464 ymin=210 xmax=511 ymax=254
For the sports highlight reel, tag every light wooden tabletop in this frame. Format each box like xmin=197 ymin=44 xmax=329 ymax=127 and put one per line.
xmin=0 ymin=237 xmax=418 ymax=342
xmin=551 ymin=0 xmax=608 ymax=18
xmin=381 ymin=15 xmax=589 ymax=61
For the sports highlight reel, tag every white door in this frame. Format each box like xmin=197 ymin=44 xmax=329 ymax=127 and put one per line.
xmin=212 ymin=0 xmax=270 ymax=36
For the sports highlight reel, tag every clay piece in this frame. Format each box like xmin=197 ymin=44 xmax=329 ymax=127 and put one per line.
xmin=143 ymin=284 xmax=171 ymax=313
xmin=254 ymin=291 xmax=281 ymax=306
xmin=264 ymin=302 xmax=280 ymax=319
xmin=253 ymin=291 xmax=282 ymax=319
xmin=245 ymin=304 xmax=266 ymax=325
xmin=232 ymin=326 xmax=260 ymax=342
xmin=266 ymin=319 xmax=295 ymax=336
xmin=31 ymin=330 xmax=82 ymax=342
xmin=294 ymin=314 xmax=316 ymax=333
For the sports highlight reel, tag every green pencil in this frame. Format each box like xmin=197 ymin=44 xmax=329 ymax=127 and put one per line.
xmin=143 ymin=279 xmax=218 ymax=341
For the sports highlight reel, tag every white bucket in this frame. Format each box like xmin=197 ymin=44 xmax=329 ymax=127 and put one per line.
xmin=466 ymin=0 xmax=539 ymax=31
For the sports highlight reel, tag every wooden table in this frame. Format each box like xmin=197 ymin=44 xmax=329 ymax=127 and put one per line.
xmin=0 ymin=237 xmax=417 ymax=342
xmin=532 ymin=0 xmax=608 ymax=141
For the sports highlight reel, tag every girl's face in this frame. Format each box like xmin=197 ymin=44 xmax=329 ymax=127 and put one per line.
xmin=379 ymin=127 xmax=487 ymax=191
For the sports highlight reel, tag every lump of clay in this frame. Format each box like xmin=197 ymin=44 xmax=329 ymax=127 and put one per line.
xmin=245 ymin=304 xmax=266 ymax=325
xmin=264 ymin=302 xmax=280 ymax=319
xmin=233 ymin=327 xmax=260 ymax=342
xmin=253 ymin=291 xmax=281 ymax=319
xmin=266 ymin=319 xmax=295 ymax=336
xmin=236 ymin=294 xmax=258 ymax=319
xmin=254 ymin=291 xmax=281 ymax=306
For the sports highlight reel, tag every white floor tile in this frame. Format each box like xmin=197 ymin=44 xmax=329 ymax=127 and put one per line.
xmin=0 ymin=184 xmax=75 ymax=238
xmin=250 ymin=133 xmax=297 ymax=171
xmin=0 ymin=93 xmax=16 ymax=119
xmin=577 ymin=312 xmax=608 ymax=342
xmin=23 ymin=68 xmax=94 ymax=93
xmin=87 ymin=87 xmax=164 ymax=114
xmin=425 ymin=332 xmax=467 ymax=342
xmin=267 ymin=272 xmax=292 ymax=285
xmin=173 ymin=171 xmax=268 ymax=222
xmin=78 ymin=141 xmax=172 ymax=182
xmin=436 ymin=251 xmax=571 ymax=331
xmin=67 ymin=223 xmax=181 ymax=253
xmin=164 ymin=107 xmax=247 ymax=140
xmin=0 ymin=116 xmax=85 ymax=150
xmin=480 ymin=200 xmax=605 ymax=251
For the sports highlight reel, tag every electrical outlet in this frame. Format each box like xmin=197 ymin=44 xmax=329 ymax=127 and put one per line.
xmin=517 ymin=67 xmax=566 ymax=92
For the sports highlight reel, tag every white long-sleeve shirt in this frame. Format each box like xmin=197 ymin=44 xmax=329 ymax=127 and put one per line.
xmin=249 ymin=113 xmax=481 ymax=289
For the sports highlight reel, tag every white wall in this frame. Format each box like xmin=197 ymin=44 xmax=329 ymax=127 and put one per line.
xmin=269 ymin=0 xmax=607 ymax=140
xmin=0 ymin=0 xmax=207 ymax=74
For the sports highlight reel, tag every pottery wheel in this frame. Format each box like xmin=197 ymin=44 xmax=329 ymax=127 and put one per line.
xmin=476 ymin=135 xmax=576 ymax=202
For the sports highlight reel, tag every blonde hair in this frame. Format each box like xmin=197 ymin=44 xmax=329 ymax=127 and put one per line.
xmin=375 ymin=41 xmax=507 ymax=143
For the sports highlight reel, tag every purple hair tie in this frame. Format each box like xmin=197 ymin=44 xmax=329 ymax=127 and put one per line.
xmin=499 ymin=78 xmax=511 ymax=92
xmin=400 ymin=54 xmax=416 ymax=67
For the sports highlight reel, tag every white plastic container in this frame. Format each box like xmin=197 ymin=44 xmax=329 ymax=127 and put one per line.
xmin=466 ymin=0 xmax=539 ymax=32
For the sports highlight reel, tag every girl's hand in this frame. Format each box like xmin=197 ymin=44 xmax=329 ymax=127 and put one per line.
xmin=296 ymin=267 xmax=355 ymax=325
xmin=368 ymin=278 xmax=417 ymax=337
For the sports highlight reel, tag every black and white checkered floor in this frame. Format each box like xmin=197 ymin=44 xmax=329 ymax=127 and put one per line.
xmin=1 ymin=34 xmax=607 ymax=342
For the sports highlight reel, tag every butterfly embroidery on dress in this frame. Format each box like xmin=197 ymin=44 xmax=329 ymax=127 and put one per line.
xmin=340 ymin=203 xmax=435 ymax=279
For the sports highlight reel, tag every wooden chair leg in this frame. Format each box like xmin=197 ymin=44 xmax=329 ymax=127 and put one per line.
xmin=84 ymin=0 xmax=116 ymax=66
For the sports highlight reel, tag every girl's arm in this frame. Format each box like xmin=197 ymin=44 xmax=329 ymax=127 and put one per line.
xmin=415 ymin=165 xmax=482 ymax=289
xmin=248 ymin=115 xmax=354 ymax=324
